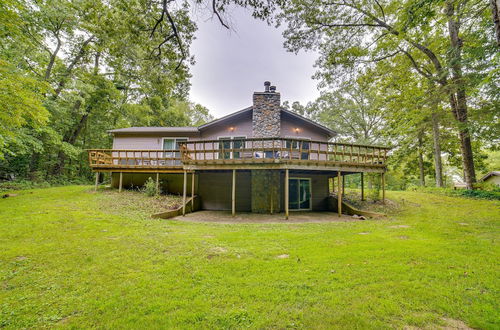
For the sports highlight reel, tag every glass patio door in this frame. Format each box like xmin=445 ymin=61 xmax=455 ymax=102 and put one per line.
xmin=289 ymin=178 xmax=312 ymax=210
xmin=218 ymin=137 xmax=245 ymax=159
xmin=163 ymin=138 xmax=187 ymax=165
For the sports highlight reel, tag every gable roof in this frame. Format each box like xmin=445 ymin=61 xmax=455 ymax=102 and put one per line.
xmin=108 ymin=106 xmax=337 ymax=138
xmin=281 ymin=108 xmax=337 ymax=137
xmin=198 ymin=106 xmax=337 ymax=138
xmin=480 ymin=171 xmax=500 ymax=182
xmin=198 ymin=106 xmax=253 ymax=130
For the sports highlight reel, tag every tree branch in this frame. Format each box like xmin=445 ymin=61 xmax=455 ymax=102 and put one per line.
xmin=149 ymin=0 xmax=186 ymax=70
xmin=400 ymin=49 xmax=432 ymax=79
xmin=53 ymin=35 xmax=95 ymax=98
xmin=213 ymin=0 xmax=230 ymax=29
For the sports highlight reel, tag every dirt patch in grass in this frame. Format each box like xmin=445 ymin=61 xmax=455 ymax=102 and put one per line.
xmin=93 ymin=188 xmax=183 ymax=218
xmin=341 ymin=189 xmax=400 ymax=214
xmin=404 ymin=318 xmax=473 ymax=329
xmin=276 ymin=254 xmax=289 ymax=259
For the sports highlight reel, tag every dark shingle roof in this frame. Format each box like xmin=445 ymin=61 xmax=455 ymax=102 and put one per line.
xmin=480 ymin=171 xmax=500 ymax=182
xmin=108 ymin=127 xmax=199 ymax=134
xmin=108 ymin=106 xmax=337 ymax=138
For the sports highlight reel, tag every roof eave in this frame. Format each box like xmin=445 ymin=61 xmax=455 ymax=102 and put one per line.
xmin=281 ymin=108 xmax=337 ymax=138
xmin=198 ymin=106 xmax=253 ymax=130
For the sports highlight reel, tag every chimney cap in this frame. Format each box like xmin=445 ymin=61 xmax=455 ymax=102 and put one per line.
xmin=270 ymin=85 xmax=277 ymax=92
xmin=264 ymin=81 xmax=271 ymax=86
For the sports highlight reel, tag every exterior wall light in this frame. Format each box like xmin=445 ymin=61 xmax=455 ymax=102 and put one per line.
xmin=229 ymin=127 xmax=235 ymax=132
xmin=294 ymin=128 xmax=300 ymax=133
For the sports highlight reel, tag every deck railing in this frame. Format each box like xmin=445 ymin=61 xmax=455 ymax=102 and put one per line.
xmin=179 ymin=137 xmax=389 ymax=167
xmin=88 ymin=149 xmax=183 ymax=168
xmin=88 ymin=138 xmax=390 ymax=170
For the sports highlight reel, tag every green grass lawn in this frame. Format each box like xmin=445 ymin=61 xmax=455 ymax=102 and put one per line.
xmin=1 ymin=186 xmax=499 ymax=328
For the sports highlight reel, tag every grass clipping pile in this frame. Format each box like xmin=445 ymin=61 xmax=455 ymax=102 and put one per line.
xmin=94 ymin=188 xmax=182 ymax=219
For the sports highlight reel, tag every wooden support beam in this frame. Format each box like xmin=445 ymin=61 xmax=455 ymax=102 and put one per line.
xmin=285 ymin=169 xmax=289 ymax=220
xmin=191 ymin=172 xmax=195 ymax=210
xmin=361 ymin=172 xmax=365 ymax=201
xmin=382 ymin=172 xmax=386 ymax=204
xmin=270 ymin=175 xmax=274 ymax=215
xmin=119 ymin=172 xmax=123 ymax=193
xmin=337 ymin=171 xmax=342 ymax=217
xmin=342 ymin=174 xmax=345 ymax=196
xmin=95 ymin=172 xmax=99 ymax=191
xmin=232 ymin=169 xmax=236 ymax=217
xmin=182 ymin=170 xmax=187 ymax=216
xmin=156 ymin=172 xmax=160 ymax=194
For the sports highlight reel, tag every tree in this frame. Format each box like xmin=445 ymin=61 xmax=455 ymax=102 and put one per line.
xmin=0 ymin=60 xmax=49 ymax=159
xmin=277 ymin=0 xmax=496 ymax=189
xmin=0 ymin=0 xmax=212 ymax=180
xmin=306 ymin=79 xmax=386 ymax=145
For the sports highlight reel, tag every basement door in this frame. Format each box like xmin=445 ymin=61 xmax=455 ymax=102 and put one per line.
xmin=289 ymin=178 xmax=312 ymax=210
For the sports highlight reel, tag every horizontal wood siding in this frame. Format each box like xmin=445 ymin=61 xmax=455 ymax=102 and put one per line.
xmin=112 ymin=133 xmax=200 ymax=150
xmin=280 ymin=112 xmax=330 ymax=141
xmin=199 ymin=111 xmax=253 ymax=140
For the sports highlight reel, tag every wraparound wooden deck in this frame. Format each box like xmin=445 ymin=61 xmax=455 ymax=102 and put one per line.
xmin=88 ymin=138 xmax=390 ymax=218
xmin=88 ymin=137 xmax=389 ymax=173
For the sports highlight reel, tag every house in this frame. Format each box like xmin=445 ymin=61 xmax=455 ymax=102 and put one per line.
xmin=479 ymin=171 xmax=500 ymax=187
xmin=88 ymin=82 xmax=389 ymax=218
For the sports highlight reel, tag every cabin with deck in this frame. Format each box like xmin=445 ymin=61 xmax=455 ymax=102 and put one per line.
xmin=88 ymin=82 xmax=389 ymax=218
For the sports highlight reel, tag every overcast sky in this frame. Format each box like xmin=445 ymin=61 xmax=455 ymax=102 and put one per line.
xmin=188 ymin=7 xmax=320 ymax=118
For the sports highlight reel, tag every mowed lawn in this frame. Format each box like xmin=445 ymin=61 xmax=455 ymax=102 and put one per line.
xmin=0 ymin=186 xmax=498 ymax=329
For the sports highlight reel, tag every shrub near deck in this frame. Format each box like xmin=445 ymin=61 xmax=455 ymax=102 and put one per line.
xmin=0 ymin=186 xmax=499 ymax=328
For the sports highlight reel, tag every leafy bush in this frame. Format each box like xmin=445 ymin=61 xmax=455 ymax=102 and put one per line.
xmin=0 ymin=177 xmax=93 ymax=193
xmin=142 ymin=177 xmax=159 ymax=197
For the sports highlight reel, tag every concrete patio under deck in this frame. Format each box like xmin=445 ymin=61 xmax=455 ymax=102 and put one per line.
xmin=171 ymin=210 xmax=369 ymax=223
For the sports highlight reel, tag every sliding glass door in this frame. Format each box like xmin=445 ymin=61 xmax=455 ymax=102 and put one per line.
xmin=289 ymin=178 xmax=312 ymax=210
xmin=163 ymin=138 xmax=187 ymax=165
xmin=218 ymin=137 xmax=245 ymax=159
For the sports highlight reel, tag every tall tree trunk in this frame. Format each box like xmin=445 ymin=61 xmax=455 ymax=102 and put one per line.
xmin=52 ymin=51 xmax=100 ymax=175
xmin=52 ymin=99 xmax=83 ymax=175
xmin=45 ymin=34 xmax=61 ymax=80
xmin=446 ymin=1 xmax=476 ymax=189
xmin=491 ymin=0 xmax=500 ymax=46
xmin=52 ymin=35 xmax=94 ymax=99
xmin=417 ymin=131 xmax=426 ymax=187
xmin=431 ymin=112 xmax=444 ymax=187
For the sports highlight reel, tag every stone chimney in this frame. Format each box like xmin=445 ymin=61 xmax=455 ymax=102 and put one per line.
xmin=251 ymin=82 xmax=282 ymax=214
xmin=252 ymin=81 xmax=281 ymax=138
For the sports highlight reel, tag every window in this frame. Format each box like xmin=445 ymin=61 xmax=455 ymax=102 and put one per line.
xmin=218 ymin=136 xmax=246 ymax=159
xmin=289 ymin=178 xmax=312 ymax=210
xmin=285 ymin=137 xmax=311 ymax=160
xmin=162 ymin=137 xmax=188 ymax=164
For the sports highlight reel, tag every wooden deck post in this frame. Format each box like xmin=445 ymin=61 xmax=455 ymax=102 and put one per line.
xmin=119 ymin=172 xmax=123 ymax=193
xmin=342 ymin=174 xmax=345 ymax=196
xmin=285 ymin=169 xmax=289 ymax=220
xmin=232 ymin=169 xmax=236 ymax=217
xmin=382 ymin=172 xmax=386 ymax=204
xmin=337 ymin=171 xmax=342 ymax=217
xmin=156 ymin=172 xmax=160 ymax=194
xmin=94 ymin=172 xmax=99 ymax=191
xmin=182 ymin=170 xmax=187 ymax=216
xmin=361 ymin=172 xmax=365 ymax=201
xmin=191 ymin=172 xmax=195 ymax=211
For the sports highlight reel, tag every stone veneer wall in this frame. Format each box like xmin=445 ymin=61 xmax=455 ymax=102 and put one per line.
xmin=251 ymin=170 xmax=281 ymax=213
xmin=251 ymin=89 xmax=282 ymax=213
xmin=252 ymin=92 xmax=281 ymax=137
